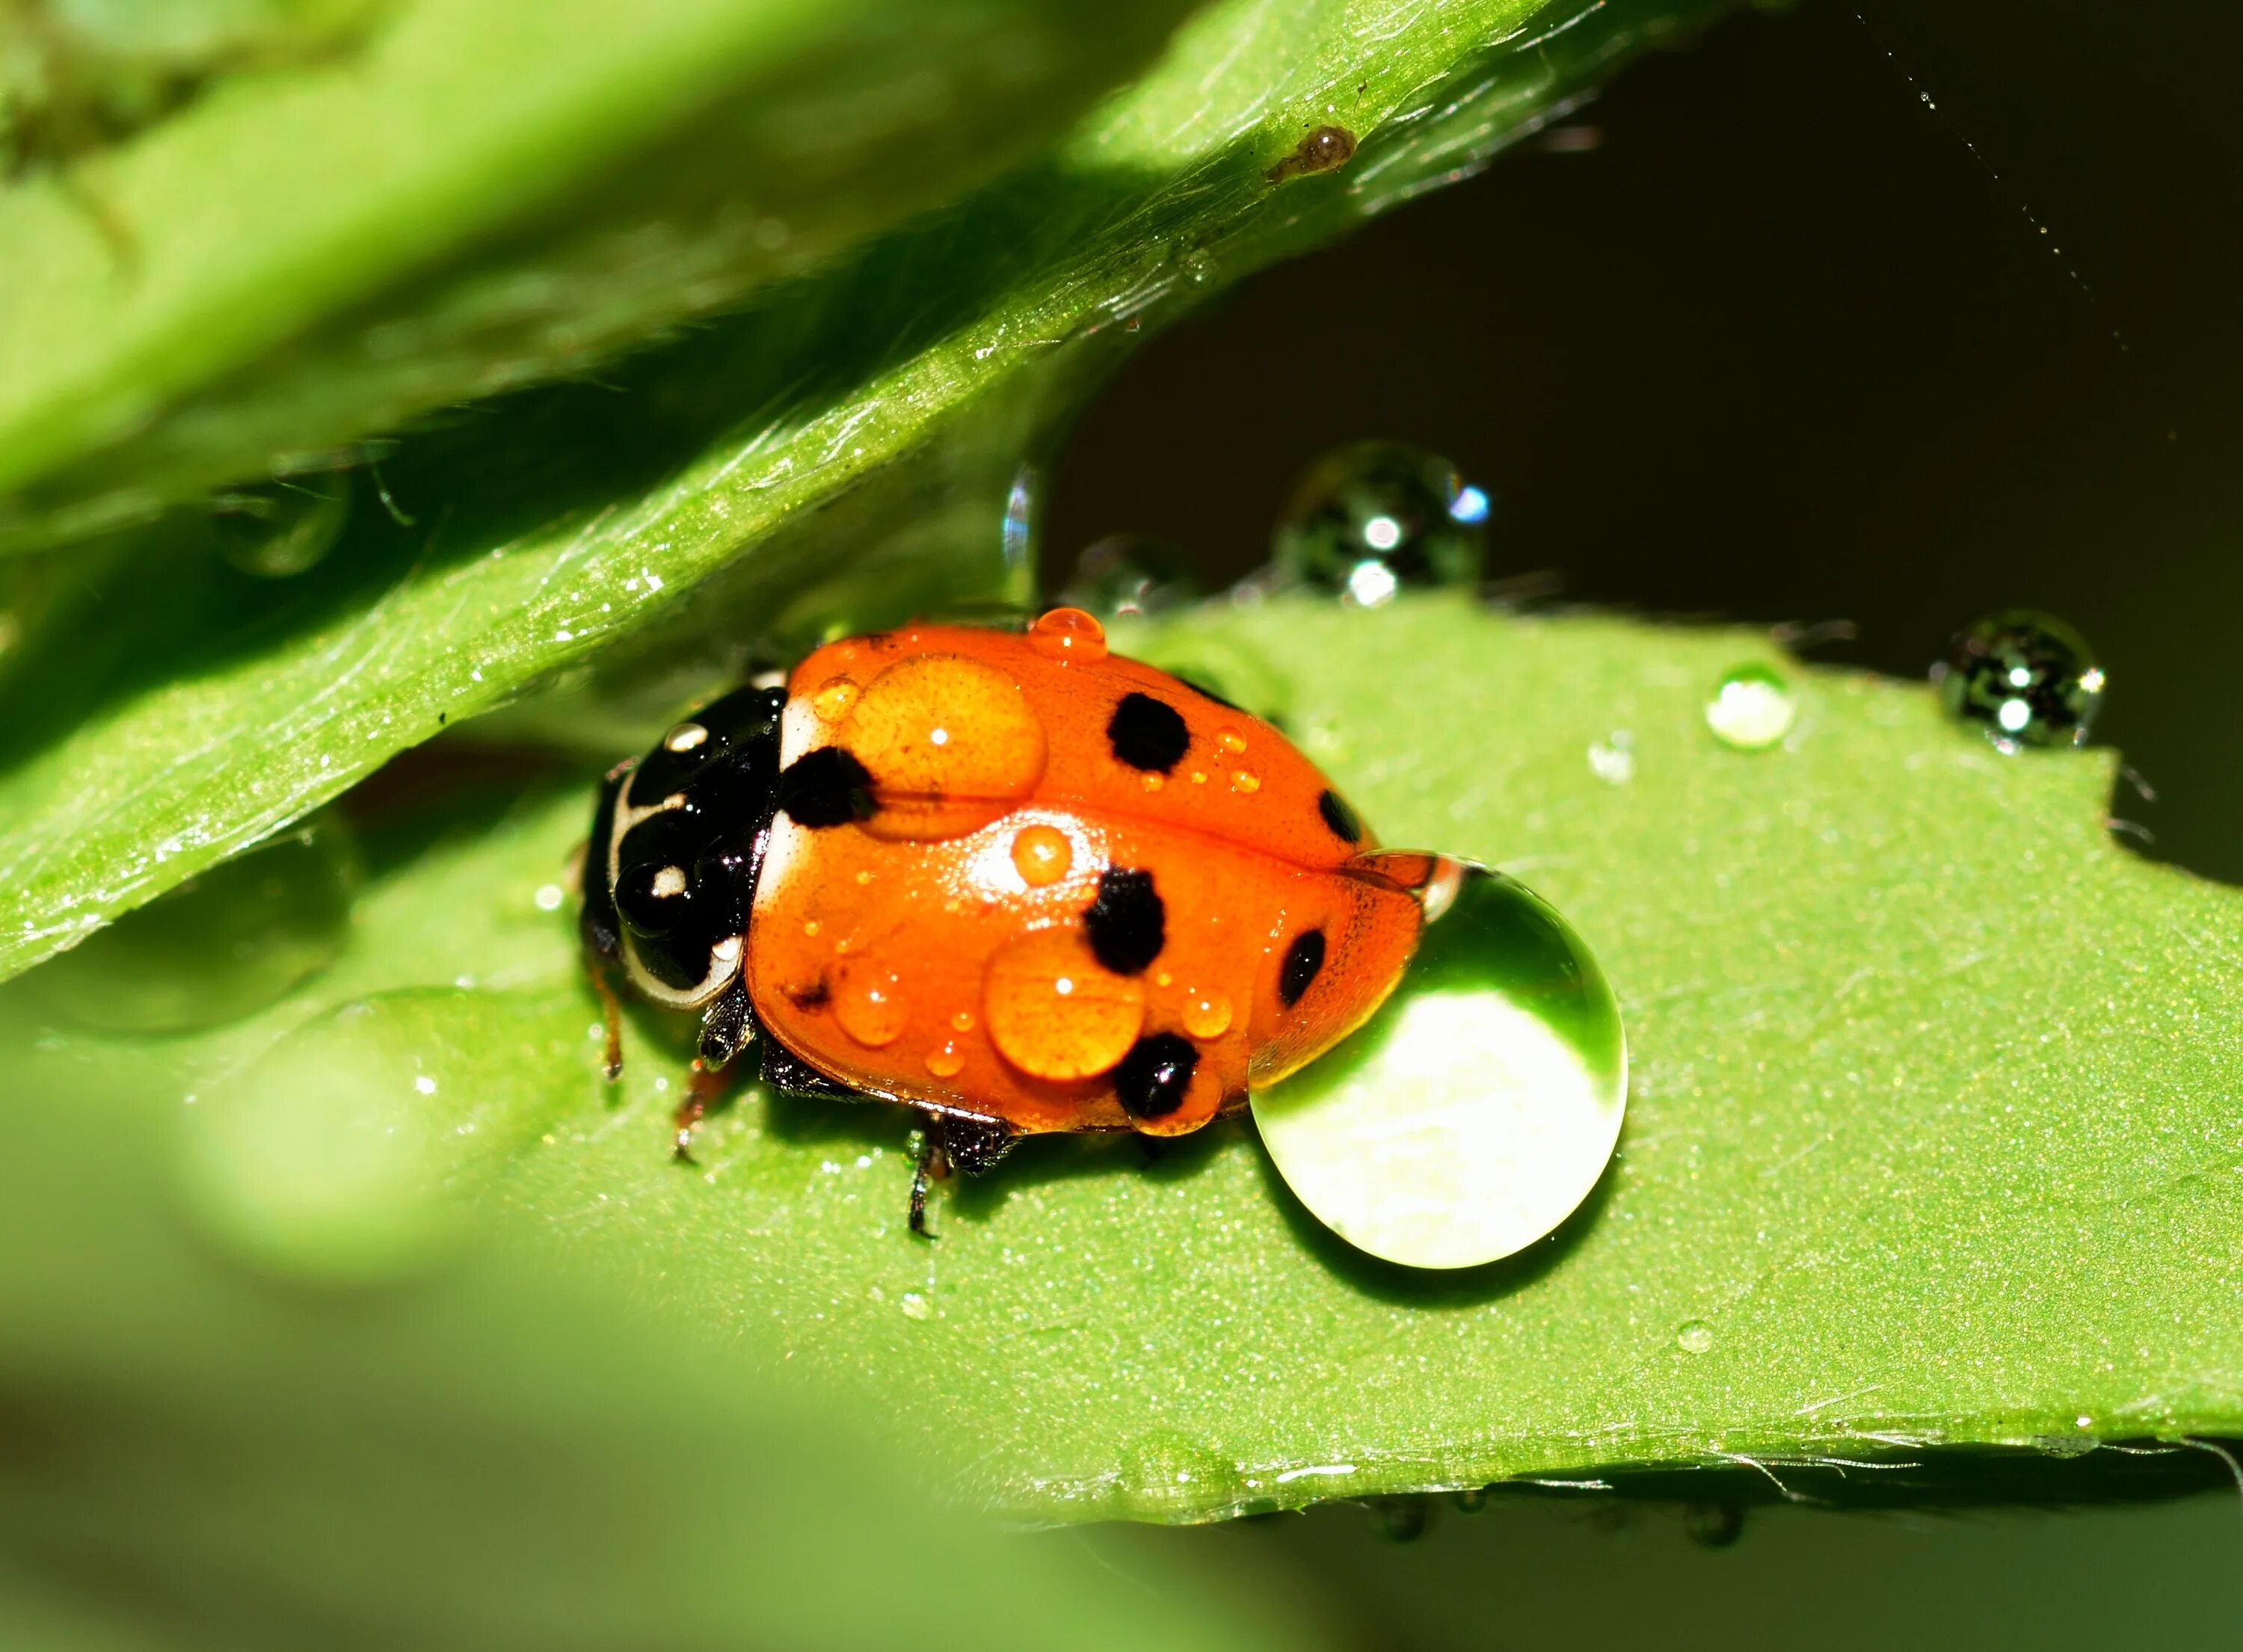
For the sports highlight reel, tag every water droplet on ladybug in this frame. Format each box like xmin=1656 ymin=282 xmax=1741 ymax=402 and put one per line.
xmin=983 ymin=928 xmax=1145 ymax=1081
xmin=214 ymin=472 xmax=352 ymax=579
xmin=1011 ymin=823 xmax=1073 ymax=887
xmin=924 ymin=1041 xmax=966 ymax=1078
xmin=1273 ymin=441 xmax=1488 ymax=604
xmin=1027 ymin=605 xmax=1108 ymax=663
xmin=950 ymin=1009 xmax=976 ymax=1033
xmin=1054 ymin=534 xmax=1202 ymax=619
xmin=22 ymin=811 xmax=363 ymax=1034
xmin=811 ymin=676 xmax=860 ymax=722
xmin=1215 ymin=727 xmax=1249 ymax=756
xmin=1229 ymin=769 xmax=1261 ymax=795
xmin=1251 ymin=864 xmax=1625 ymax=1270
xmin=1933 ymin=611 xmax=2103 ymax=752
xmin=834 ymin=961 xmax=909 ymax=1047
xmin=1181 ymin=990 xmax=1234 ymax=1039
xmin=1705 ymin=663 xmax=1797 ymax=751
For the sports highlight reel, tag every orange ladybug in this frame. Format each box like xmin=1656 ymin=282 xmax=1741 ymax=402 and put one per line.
xmin=581 ymin=608 xmax=1433 ymax=1230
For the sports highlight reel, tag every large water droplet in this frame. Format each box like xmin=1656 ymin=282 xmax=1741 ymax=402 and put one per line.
xmin=1933 ymin=610 xmax=2104 ymax=753
xmin=1027 ymin=605 xmax=1107 ymax=663
xmin=22 ymin=813 xmax=362 ymax=1034
xmin=1273 ymin=441 xmax=1489 ymax=603
xmin=182 ymin=987 xmax=588 ymax=1280
xmin=1705 ymin=663 xmax=1797 ymax=751
xmin=1055 ymin=534 xmax=1201 ymax=619
xmin=1251 ymin=863 xmax=1625 ymax=1269
xmin=213 ymin=473 xmax=353 ymax=579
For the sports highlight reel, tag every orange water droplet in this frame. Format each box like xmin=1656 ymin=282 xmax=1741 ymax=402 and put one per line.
xmin=811 ymin=676 xmax=861 ymax=722
xmin=1216 ymin=726 xmax=1249 ymax=756
xmin=1182 ymin=990 xmax=1234 ymax=1038
xmin=950 ymin=1010 xmax=976 ymax=1033
xmin=802 ymin=919 xmax=822 ymax=937
xmin=1028 ymin=606 xmax=1108 ymax=663
xmin=924 ymin=1041 xmax=965 ymax=1078
xmin=1230 ymin=768 xmax=1261 ymax=795
xmin=1011 ymin=824 xmax=1073 ymax=887
xmin=834 ymin=961 xmax=908 ymax=1047
xmin=1141 ymin=771 xmax=1165 ymax=792
xmin=853 ymin=869 xmax=873 ymax=886
xmin=1154 ymin=970 xmax=1173 ymax=989
xmin=1190 ymin=770 xmax=1207 ymax=785
xmin=984 ymin=928 xmax=1144 ymax=1080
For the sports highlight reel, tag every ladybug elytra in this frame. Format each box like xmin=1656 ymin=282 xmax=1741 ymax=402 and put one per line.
xmin=581 ymin=608 xmax=1439 ymax=1231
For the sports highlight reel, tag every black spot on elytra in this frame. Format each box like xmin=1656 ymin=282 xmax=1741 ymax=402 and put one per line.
xmin=1279 ymin=928 xmax=1326 ymax=1006
xmin=1107 ymin=691 xmax=1190 ymax=773
xmin=776 ymin=746 xmax=876 ymax=827
xmin=1114 ymin=1033 xmax=1198 ymax=1120
xmin=1317 ymin=788 xmax=1364 ymax=845
xmin=1086 ymin=867 xmax=1165 ymax=976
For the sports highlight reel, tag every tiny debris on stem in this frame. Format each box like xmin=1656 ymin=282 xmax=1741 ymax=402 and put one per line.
xmin=1266 ymin=125 xmax=1356 ymax=184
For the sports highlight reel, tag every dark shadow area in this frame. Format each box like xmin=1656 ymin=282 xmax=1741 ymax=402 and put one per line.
xmin=1046 ymin=0 xmax=2243 ymax=884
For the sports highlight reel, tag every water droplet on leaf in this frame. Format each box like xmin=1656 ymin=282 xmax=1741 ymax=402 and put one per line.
xmin=1934 ymin=611 xmax=2103 ymax=752
xmin=1675 ymin=1319 xmax=1715 ymax=1354
xmin=1273 ymin=441 xmax=1488 ymax=603
xmin=1705 ymin=663 xmax=1797 ymax=751
xmin=213 ymin=472 xmax=353 ymax=578
xmin=1055 ymin=534 xmax=1200 ymax=618
xmin=1252 ymin=864 xmax=1625 ymax=1269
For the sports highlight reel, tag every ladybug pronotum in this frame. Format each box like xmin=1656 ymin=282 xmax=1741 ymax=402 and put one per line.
xmin=580 ymin=608 xmax=1437 ymax=1232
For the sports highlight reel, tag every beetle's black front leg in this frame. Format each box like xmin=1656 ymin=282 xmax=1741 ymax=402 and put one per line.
xmin=908 ymin=1112 xmax=1016 ymax=1238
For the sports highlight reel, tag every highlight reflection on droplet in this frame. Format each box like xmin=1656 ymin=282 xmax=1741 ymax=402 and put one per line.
xmin=1271 ymin=441 xmax=1489 ymax=604
xmin=1251 ymin=865 xmax=1625 ymax=1270
xmin=1933 ymin=610 xmax=2103 ymax=753
xmin=1705 ymin=663 xmax=1796 ymax=751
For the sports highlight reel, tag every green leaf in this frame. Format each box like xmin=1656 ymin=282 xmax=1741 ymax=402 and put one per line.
xmin=0 ymin=0 xmax=1727 ymax=981
xmin=13 ymin=597 xmax=2241 ymax=1523
xmin=0 ymin=0 xmax=1201 ymax=550
xmin=0 ymin=1055 xmax=1319 ymax=1648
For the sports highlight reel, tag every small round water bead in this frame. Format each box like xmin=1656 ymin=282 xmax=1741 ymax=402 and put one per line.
xmin=1272 ymin=441 xmax=1489 ymax=605
xmin=1250 ymin=861 xmax=1625 ymax=1269
xmin=214 ymin=473 xmax=354 ymax=579
xmin=1704 ymin=662 xmax=1797 ymax=751
xmin=1934 ymin=610 xmax=2104 ymax=753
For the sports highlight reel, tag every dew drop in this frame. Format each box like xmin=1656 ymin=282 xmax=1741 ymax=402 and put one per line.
xmin=1216 ymin=727 xmax=1249 ymax=756
xmin=1675 ymin=1319 xmax=1715 ymax=1355
xmin=984 ymin=928 xmax=1145 ymax=1080
xmin=1705 ymin=663 xmax=1797 ymax=751
xmin=1272 ymin=441 xmax=1489 ymax=602
xmin=1055 ymin=534 xmax=1201 ymax=618
xmin=1182 ymin=990 xmax=1234 ymax=1038
xmin=22 ymin=812 xmax=363 ymax=1033
xmin=834 ymin=961 xmax=909 ymax=1047
xmin=1933 ymin=611 xmax=2104 ymax=752
xmin=1011 ymin=825 xmax=1073 ymax=887
xmin=900 ymin=1291 xmax=932 ymax=1321
xmin=924 ymin=1041 xmax=966 ymax=1078
xmin=1229 ymin=768 xmax=1261 ymax=795
xmin=1027 ymin=605 xmax=1108 ymax=663
xmin=213 ymin=472 xmax=352 ymax=579
xmin=1251 ymin=863 xmax=1625 ymax=1269
xmin=810 ymin=676 xmax=860 ymax=723
xmin=950 ymin=1010 xmax=976 ymax=1033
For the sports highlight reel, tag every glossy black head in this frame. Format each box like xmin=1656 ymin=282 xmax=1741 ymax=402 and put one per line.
xmin=604 ymin=685 xmax=787 ymax=1006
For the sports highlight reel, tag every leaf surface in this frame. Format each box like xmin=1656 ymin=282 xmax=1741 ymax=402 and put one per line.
xmin=13 ymin=598 xmax=2238 ymax=1523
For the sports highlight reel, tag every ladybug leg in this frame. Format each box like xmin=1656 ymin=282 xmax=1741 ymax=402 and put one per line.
xmin=697 ymin=975 xmax=756 ymax=1069
xmin=577 ymin=763 xmax=632 ymax=1082
xmin=908 ymin=1114 xmax=1015 ymax=1238
xmin=672 ymin=1061 xmax=735 ymax=1162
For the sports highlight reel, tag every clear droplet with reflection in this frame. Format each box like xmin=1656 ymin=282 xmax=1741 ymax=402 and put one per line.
xmin=1273 ymin=441 xmax=1489 ymax=605
xmin=20 ymin=811 xmax=363 ymax=1034
xmin=1251 ymin=860 xmax=1625 ymax=1269
xmin=1054 ymin=534 xmax=1202 ymax=618
xmin=213 ymin=472 xmax=354 ymax=579
xmin=1933 ymin=610 xmax=2104 ymax=753
xmin=1675 ymin=1318 xmax=1715 ymax=1354
xmin=1705 ymin=662 xmax=1797 ymax=751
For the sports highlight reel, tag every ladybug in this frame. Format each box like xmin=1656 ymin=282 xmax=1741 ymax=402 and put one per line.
xmin=579 ymin=607 xmax=1435 ymax=1232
